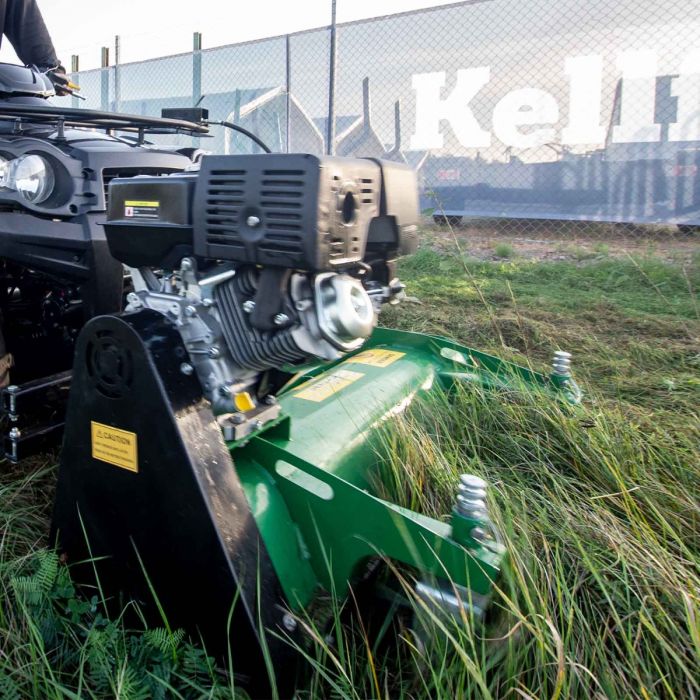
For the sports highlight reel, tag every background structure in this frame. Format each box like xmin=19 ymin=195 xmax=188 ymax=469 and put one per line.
xmin=62 ymin=0 xmax=700 ymax=230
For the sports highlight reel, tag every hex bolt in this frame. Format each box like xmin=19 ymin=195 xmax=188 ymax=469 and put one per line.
xmin=126 ymin=292 xmax=140 ymax=306
xmin=231 ymin=413 xmax=246 ymax=425
xmin=273 ymin=313 xmax=290 ymax=326
xmin=185 ymin=305 xmax=198 ymax=317
xmin=263 ymin=394 xmax=277 ymax=405
xmin=208 ymin=346 xmax=221 ymax=359
xmin=202 ymin=298 xmax=214 ymax=308
xmin=180 ymin=258 xmax=193 ymax=272
xmin=180 ymin=362 xmax=194 ymax=376
xmin=246 ymin=215 xmax=261 ymax=228
xmin=219 ymin=385 xmax=231 ymax=397
xmin=282 ymin=613 xmax=297 ymax=632
xmin=242 ymin=300 xmax=255 ymax=313
xmin=8 ymin=427 xmax=20 ymax=439
xmin=552 ymin=350 xmax=572 ymax=377
xmin=6 ymin=385 xmax=18 ymax=394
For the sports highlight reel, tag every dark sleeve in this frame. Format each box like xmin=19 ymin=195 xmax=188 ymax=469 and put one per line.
xmin=4 ymin=0 xmax=59 ymax=68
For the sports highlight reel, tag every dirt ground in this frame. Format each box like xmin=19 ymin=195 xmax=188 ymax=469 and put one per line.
xmin=424 ymin=219 xmax=700 ymax=265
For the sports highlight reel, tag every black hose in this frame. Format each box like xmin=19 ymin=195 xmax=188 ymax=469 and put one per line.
xmin=211 ymin=120 xmax=272 ymax=154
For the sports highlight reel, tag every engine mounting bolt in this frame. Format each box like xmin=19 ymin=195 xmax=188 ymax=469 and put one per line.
xmin=273 ymin=313 xmax=290 ymax=326
xmin=8 ymin=427 xmax=20 ymax=439
xmin=180 ymin=362 xmax=194 ymax=376
xmin=207 ymin=346 xmax=221 ymax=358
xmin=180 ymin=258 xmax=193 ymax=272
xmin=552 ymin=350 xmax=572 ymax=377
xmin=263 ymin=395 xmax=277 ymax=405
xmin=185 ymin=305 xmax=197 ymax=317
xmin=242 ymin=300 xmax=255 ymax=313
xmin=282 ymin=613 xmax=297 ymax=632
xmin=202 ymin=298 xmax=214 ymax=307
xmin=246 ymin=215 xmax=261 ymax=228
xmin=6 ymin=385 xmax=18 ymax=394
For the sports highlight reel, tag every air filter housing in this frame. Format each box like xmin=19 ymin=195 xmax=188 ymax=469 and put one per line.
xmin=192 ymin=154 xmax=381 ymax=271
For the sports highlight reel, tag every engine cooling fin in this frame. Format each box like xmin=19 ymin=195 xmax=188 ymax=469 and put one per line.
xmin=214 ymin=273 xmax=306 ymax=371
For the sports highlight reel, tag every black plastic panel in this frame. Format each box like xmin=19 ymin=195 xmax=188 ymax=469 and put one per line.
xmin=193 ymin=153 xmax=381 ymax=270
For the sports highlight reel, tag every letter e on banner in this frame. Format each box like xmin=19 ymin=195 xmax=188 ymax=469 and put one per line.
xmin=492 ymin=88 xmax=559 ymax=148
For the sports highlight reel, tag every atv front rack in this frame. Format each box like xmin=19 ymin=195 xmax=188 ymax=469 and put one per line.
xmin=0 ymin=104 xmax=209 ymax=140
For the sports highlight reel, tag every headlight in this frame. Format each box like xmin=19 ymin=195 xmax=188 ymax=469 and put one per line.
xmin=13 ymin=155 xmax=55 ymax=204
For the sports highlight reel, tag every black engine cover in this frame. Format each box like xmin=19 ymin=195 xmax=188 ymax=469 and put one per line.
xmin=192 ymin=153 xmax=381 ymax=270
xmin=104 ymin=153 xmax=420 ymax=275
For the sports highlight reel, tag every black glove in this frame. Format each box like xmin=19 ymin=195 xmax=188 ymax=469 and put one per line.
xmin=46 ymin=65 xmax=75 ymax=97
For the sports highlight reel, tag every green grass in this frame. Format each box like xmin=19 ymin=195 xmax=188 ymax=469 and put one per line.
xmin=493 ymin=242 xmax=515 ymax=259
xmin=1 ymin=241 xmax=698 ymax=698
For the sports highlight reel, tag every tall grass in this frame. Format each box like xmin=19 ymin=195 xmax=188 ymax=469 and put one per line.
xmin=0 ymin=246 xmax=698 ymax=698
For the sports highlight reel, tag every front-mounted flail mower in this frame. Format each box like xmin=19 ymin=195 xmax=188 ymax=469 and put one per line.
xmin=50 ymin=154 xmax=580 ymax=695
xmin=0 ymin=67 xmax=581 ymax=696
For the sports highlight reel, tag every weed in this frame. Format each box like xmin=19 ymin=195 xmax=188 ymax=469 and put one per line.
xmin=494 ymin=242 xmax=515 ymax=258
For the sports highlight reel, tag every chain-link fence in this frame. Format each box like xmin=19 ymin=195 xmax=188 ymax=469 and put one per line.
xmin=64 ymin=0 xmax=700 ymax=252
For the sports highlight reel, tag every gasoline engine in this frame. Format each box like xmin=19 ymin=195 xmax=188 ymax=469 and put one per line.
xmin=104 ymin=154 xmax=415 ymax=431
xmin=51 ymin=152 xmax=579 ymax=698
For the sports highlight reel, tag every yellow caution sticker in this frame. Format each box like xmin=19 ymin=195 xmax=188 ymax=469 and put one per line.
xmin=124 ymin=200 xmax=160 ymax=219
xmin=346 ymin=348 xmax=405 ymax=368
xmin=124 ymin=200 xmax=160 ymax=207
xmin=91 ymin=421 xmax=138 ymax=473
xmin=294 ymin=368 xmax=364 ymax=402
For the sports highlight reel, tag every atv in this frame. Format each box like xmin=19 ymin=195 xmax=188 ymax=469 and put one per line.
xmin=0 ymin=62 xmax=208 ymax=459
xmin=0 ymin=64 xmax=580 ymax=696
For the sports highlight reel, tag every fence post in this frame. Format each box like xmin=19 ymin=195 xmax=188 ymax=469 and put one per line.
xmin=326 ymin=0 xmax=337 ymax=155
xmin=100 ymin=46 xmax=109 ymax=112
xmin=193 ymin=32 xmax=202 ymax=106
xmin=113 ymin=35 xmax=121 ymax=112
xmin=192 ymin=32 xmax=202 ymax=147
xmin=70 ymin=54 xmax=79 ymax=109
xmin=285 ymin=34 xmax=291 ymax=153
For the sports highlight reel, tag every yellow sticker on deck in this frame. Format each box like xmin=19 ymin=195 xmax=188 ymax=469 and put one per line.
xmin=91 ymin=421 xmax=138 ymax=473
xmin=293 ymin=368 xmax=364 ymax=402
xmin=346 ymin=348 xmax=405 ymax=368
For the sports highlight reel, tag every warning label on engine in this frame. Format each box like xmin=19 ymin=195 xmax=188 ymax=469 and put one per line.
xmin=91 ymin=421 xmax=138 ymax=472
xmin=293 ymin=368 xmax=364 ymax=402
xmin=124 ymin=200 xmax=160 ymax=219
xmin=346 ymin=348 xmax=405 ymax=368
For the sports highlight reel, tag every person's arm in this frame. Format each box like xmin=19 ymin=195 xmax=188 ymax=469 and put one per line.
xmin=5 ymin=0 xmax=59 ymax=69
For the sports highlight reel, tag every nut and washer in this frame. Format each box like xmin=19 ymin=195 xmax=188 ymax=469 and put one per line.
xmin=552 ymin=350 xmax=572 ymax=377
xmin=242 ymin=300 xmax=255 ymax=313
xmin=282 ymin=613 xmax=297 ymax=632
xmin=456 ymin=474 xmax=488 ymax=520
xmin=273 ymin=313 xmax=290 ymax=326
